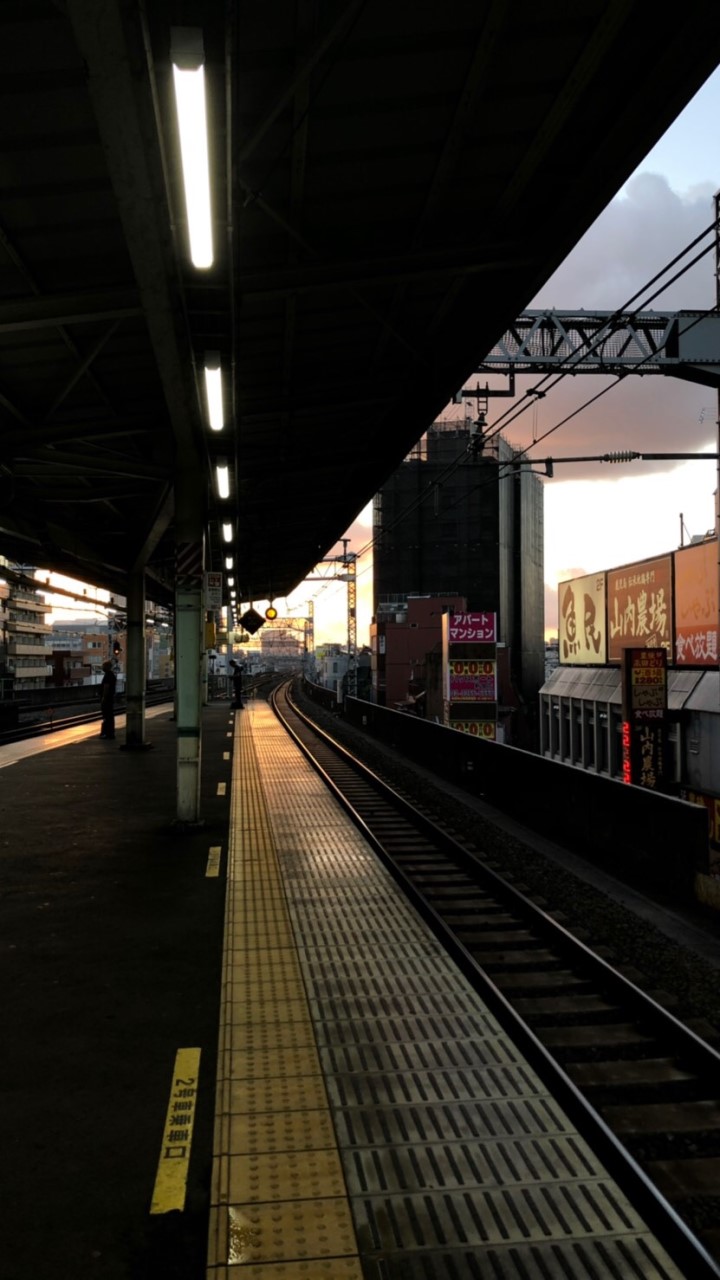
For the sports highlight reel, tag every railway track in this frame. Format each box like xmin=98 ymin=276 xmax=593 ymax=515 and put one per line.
xmin=0 ymin=689 xmax=175 ymax=744
xmin=0 ymin=674 xmax=280 ymax=746
xmin=273 ymin=678 xmax=720 ymax=1279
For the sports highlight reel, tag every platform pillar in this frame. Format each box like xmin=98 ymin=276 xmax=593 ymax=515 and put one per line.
xmin=175 ymin=468 xmax=204 ymax=824
xmin=124 ymin=568 xmax=147 ymax=748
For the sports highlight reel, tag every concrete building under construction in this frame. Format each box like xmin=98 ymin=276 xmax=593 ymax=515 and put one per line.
xmin=372 ymin=419 xmax=545 ymax=734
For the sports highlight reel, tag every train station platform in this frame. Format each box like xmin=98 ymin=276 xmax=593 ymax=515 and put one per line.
xmin=209 ymin=699 xmax=689 ymax=1279
xmin=0 ymin=693 xmax=695 ymax=1279
xmin=1 ymin=700 xmax=231 ymax=1280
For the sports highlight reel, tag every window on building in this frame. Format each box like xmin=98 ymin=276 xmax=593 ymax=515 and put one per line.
xmin=561 ymin=701 xmax=571 ymax=762
xmin=598 ymin=707 xmax=609 ymax=774
xmin=583 ymin=703 xmax=595 ymax=769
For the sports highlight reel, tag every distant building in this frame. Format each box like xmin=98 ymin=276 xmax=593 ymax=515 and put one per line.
xmin=314 ymin=645 xmax=372 ymax=702
xmin=146 ymin=622 xmax=173 ymax=679
xmin=372 ymin=418 xmax=544 ymax=742
xmin=544 ymin=640 xmax=559 ymax=680
xmin=260 ymin=625 xmax=304 ymax=672
xmin=51 ymin=620 xmax=116 ymax=685
xmin=315 ymin=644 xmax=349 ymax=699
xmin=0 ymin=568 xmax=52 ymax=692
xmin=370 ymin=594 xmax=465 ymax=711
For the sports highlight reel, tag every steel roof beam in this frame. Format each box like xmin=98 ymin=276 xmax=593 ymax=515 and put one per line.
xmin=66 ymin=0 xmax=201 ymax=469
xmin=0 ymin=289 xmax=142 ymax=333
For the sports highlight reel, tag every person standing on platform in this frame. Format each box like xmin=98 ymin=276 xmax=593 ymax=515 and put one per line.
xmin=229 ymin=659 xmax=244 ymax=709
xmin=99 ymin=660 xmax=117 ymax=739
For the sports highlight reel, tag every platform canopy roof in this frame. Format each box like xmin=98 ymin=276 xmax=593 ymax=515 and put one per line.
xmin=1 ymin=2 xmax=719 ymax=612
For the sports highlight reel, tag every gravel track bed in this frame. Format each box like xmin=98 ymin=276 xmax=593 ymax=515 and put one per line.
xmin=292 ymin=685 xmax=720 ymax=1044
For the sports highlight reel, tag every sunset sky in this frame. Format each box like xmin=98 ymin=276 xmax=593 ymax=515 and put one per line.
xmin=296 ymin=62 xmax=720 ymax=646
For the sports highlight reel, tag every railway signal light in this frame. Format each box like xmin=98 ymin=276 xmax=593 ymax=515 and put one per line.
xmin=239 ymin=607 xmax=264 ymax=635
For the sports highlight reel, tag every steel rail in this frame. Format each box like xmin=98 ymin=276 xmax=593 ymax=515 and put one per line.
xmin=272 ymin=678 xmax=720 ymax=1280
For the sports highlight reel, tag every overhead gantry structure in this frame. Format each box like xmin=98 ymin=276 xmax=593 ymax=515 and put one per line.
xmin=1 ymin=3 xmax=720 ymax=819
xmin=476 ymin=310 xmax=720 ymax=387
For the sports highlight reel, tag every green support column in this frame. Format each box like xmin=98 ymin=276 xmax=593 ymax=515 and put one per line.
xmin=175 ymin=468 xmax=204 ymax=825
xmin=123 ymin=568 xmax=149 ymax=749
xmin=201 ymin=634 xmax=210 ymax=707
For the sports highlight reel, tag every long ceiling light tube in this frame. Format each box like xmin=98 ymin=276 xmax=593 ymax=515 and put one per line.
xmin=222 ymin=522 xmax=233 ymax=543
xmin=216 ymin=460 xmax=230 ymax=499
xmin=204 ymin=352 xmax=224 ymax=430
xmin=171 ymin=28 xmax=214 ymax=269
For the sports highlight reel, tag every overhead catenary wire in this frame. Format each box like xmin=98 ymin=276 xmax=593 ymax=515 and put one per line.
xmin=379 ymin=220 xmax=719 ymax=546
xmin=482 ymin=218 xmax=718 ymax=445
xmin=300 ymin=214 xmax=720 ymax=621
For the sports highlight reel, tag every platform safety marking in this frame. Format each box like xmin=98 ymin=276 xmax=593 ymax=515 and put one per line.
xmin=223 ymin=751 xmax=230 ymax=761
xmin=206 ymin=846 xmax=221 ymax=877
xmin=150 ymin=1048 xmax=201 ymax=1214
xmin=217 ymin=781 xmax=227 ymax=796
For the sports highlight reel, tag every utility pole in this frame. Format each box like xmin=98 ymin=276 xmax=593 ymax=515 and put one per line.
xmin=305 ymin=548 xmax=357 ymax=698
xmin=341 ymin=538 xmax=357 ymax=697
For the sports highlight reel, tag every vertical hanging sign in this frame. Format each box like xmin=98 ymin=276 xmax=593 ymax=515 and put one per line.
xmin=204 ymin=571 xmax=222 ymax=609
xmin=621 ymin=647 xmax=667 ymax=789
xmin=443 ymin=611 xmax=498 ymax=738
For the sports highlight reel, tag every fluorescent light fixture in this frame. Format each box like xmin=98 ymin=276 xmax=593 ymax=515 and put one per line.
xmin=203 ymin=353 xmax=224 ymax=430
xmin=171 ymin=28 xmax=213 ymax=269
xmin=227 ymin=577 xmax=234 ymax=587
xmin=216 ymin=460 xmax=230 ymax=499
xmin=222 ymin=522 xmax=233 ymax=543
xmin=224 ymin=556 xmax=233 ymax=569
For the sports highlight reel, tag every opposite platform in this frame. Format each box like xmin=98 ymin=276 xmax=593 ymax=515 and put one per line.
xmin=208 ymin=700 xmax=688 ymax=1279
xmin=1 ymin=701 xmax=233 ymax=1280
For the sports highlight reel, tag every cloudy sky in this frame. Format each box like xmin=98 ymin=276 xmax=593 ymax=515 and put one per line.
xmin=533 ymin=70 xmax=720 ymax=638
xmin=287 ymin=65 xmax=720 ymax=644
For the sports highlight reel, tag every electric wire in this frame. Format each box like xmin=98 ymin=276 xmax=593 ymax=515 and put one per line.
xmin=482 ymin=234 xmax=717 ymax=445
xmin=268 ymin=216 xmax=720 ymax=633
xmin=330 ymin=220 xmax=720 ymax=581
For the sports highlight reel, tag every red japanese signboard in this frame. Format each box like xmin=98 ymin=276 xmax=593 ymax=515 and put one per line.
xmin=448 ymin=612 xmax=497 ymax=643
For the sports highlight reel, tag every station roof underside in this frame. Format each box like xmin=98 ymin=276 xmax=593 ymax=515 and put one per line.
xmin=1 ymin=2 xmax=719 ymax=609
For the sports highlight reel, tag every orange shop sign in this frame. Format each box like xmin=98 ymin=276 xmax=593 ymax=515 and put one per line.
xmin=674 ymin=540 xmax=718 ymax=667
xmin=607 ymin=555 xmax=672 ymax=662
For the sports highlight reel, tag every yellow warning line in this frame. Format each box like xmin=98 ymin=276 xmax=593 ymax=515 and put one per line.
xmin=206 ymin=846 xmax=221 ymax=877
xmin=150 ymin=1047 xmax=201 ymax=1214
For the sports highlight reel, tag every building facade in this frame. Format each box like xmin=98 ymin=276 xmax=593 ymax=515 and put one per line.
xmin=370 ymin=594 xmax=465 ymax=711
xmin=0 ymin=571 xmax=52 ymax=692
xmin=372 ymin=418 xmax=545 ymax=735
xmin=540 ymin=537 xmax=720 ymax=891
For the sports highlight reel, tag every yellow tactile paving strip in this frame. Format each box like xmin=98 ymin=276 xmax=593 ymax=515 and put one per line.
xmin=207 ymin=708 xmax=363 ymax=1280
xmin=208 ymin=702 xmax=688 ymax=1280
